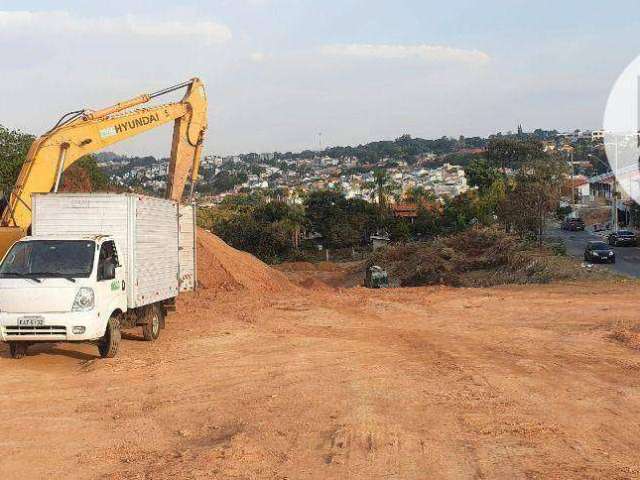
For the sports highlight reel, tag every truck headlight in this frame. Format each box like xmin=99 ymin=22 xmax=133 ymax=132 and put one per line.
xmin=72 ymin=287 xmax=95 ymax=312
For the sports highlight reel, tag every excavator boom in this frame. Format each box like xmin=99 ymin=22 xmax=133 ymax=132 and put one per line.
xmin=0 ymin=78 xmax=207 ymax=257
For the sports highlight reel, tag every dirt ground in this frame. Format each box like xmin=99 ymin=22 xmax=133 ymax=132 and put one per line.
xmin=1 ymin=231 xmax=640 ymax=479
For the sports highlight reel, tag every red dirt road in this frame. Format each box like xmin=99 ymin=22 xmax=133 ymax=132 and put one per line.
xmin=1 ymin=279 xmax=640 ymax=479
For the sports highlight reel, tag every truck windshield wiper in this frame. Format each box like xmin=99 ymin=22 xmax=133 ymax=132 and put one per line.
xmin=0 ymin=272 xmax=42 ymax=283
xmin=31 ymin=273 xmax=77 ymax=283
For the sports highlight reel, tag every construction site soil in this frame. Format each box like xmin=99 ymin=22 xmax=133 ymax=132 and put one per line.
xmin=1 ymin=229 xmax=639 ymax=479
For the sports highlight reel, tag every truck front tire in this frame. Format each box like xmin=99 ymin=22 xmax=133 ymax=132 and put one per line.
xmin=98 ymin=315 xmax=121 ymax=358
xmin=142 ymin=304 xmax=163 ymax=341
xmin=9 ymin=342 xmax=28 ymax=359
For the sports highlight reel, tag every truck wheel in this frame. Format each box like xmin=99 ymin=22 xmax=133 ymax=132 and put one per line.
xmin=142 ymin=304 xmax=163 ymax=341
xmin=98 ymin=315 xmax=121 ymax=358
xmin=9 ymin=342 xmax=28 ymax=359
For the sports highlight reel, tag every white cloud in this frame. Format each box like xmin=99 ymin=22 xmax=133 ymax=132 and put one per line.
xmin=0 ymin=10 xmax=232 ymax=45
xmin=319 ymin=44 xmax=490 ymax=64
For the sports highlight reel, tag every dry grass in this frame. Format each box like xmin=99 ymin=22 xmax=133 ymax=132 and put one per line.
xmin=370 ymin=226 xmax=619 ymax=288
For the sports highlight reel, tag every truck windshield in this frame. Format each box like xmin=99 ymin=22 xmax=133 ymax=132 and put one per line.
xmin=0 ymin=240 xmax=96 ymax=278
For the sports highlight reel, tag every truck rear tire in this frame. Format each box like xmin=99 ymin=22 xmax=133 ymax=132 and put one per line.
xmin=141 ymin=304 xmax=163 ymax=342
xmin=9 ymin=342 xmax=28 ymax=359
xmin=98 ymin=315 xmax=121 ymax=358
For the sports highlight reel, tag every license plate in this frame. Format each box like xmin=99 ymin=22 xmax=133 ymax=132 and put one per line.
xmin=18 ymin=316 xmax=45 ymax=327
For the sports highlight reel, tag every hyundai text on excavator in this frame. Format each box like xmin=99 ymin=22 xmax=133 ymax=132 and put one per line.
xmin=0 ymin=79 xmax=207 ymax=359
xmin=0 ymin=78 xmax=208 ymax=257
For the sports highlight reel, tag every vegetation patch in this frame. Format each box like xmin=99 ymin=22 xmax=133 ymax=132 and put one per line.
xmin=369 ymin=226 xmax=617 ymax=287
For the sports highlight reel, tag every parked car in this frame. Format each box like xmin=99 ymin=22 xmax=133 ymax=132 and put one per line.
xmin=562 ymin=217 xmax=585 ymax=231
xmin=607 ymin=230 xmax=637 ymax=247
xmin=584 ymin=241 xmax=616 ymax=264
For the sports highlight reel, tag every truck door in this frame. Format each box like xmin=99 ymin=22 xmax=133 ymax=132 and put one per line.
xmin=96 ymin=240 xmax=126 ymax=315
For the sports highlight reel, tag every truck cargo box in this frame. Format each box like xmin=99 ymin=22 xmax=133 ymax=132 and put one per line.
xmin=31 ymin=193 xmax=195 ymax=308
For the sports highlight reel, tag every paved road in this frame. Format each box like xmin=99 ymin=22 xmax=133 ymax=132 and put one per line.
xmin=546 ymin=226 xmax=640 ymax=278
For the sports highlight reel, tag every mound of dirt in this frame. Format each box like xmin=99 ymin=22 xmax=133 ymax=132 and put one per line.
xmin=195 ymin=228 xmax=293 ymax=294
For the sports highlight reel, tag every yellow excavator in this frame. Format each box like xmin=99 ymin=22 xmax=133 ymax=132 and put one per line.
xmin=0 ymin=78 xmax=208 ymax=257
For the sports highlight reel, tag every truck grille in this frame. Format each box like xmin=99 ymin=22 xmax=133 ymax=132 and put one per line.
xmin=4 ymin=325 xmax=67 ymax=337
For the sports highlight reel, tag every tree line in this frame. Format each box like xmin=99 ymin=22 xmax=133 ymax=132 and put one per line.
xmin=250 ymin=134 xmax=488 ymax=165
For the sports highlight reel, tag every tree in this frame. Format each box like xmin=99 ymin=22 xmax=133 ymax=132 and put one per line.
xmin=403 ymin=186 xmax=435 ymax=204
xmin=62 ymin=155 xmax=110 ymax=192
xmin=199 ymin=170 xmax=247 ymax=195
xmin=487 ymin=138 xmax=545 ymax=175
xmin=0 ymin=125 xmax=34 ymax=194
xmin=466 ymin=158 xmax=501 ymax=194
xmin=304 ymin=190 xmax=379 ymax=249
xmin=253 ymin=199 xmax=306 ymax=249
xmin=497 ymin=155 xmax=567 ymax=243
xmin=413 ymin=206 xmax=442 ymax=238
xmin=476 ymin=178 xmax=506 ymax=224
xmin=390 ymin=218 xmax=412 ymax=242
xmin=441 ymin=192 xmax=480 ymax=232
xmin=304 ymin=190 xmax=354 ymax=248
xmin=373 ymin=168 xmax=390 ymax=207
xmin=200 ymin=195 xmax=306 ymax=262
xmin=365 ymin=168 xmax=400 ymax=213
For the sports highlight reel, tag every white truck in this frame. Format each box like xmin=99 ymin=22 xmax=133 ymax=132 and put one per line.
xmin=0 ymin=193 xmax=196 ymax=359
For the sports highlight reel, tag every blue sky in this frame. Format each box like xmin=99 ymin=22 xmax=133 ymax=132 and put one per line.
xmin=2 ymin=1 xmax=640 ymax=155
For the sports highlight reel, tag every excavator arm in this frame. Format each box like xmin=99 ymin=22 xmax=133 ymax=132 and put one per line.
xmin=0 ymin=78 xmax=207 ymax=256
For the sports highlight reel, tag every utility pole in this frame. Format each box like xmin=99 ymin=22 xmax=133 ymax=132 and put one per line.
xmin=563 ymin=147 xmax=576 ymax=206
xmin=570 ymin=150 xmax=576 ymax=206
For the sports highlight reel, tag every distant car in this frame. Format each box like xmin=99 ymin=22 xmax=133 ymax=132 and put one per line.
xmin=584 ymin=241 xmax=616 ymax=264
xmin=562 ymin=217 xmax=585 ymax=231
xmin=607 ymin=230 xmax=637 ymax=247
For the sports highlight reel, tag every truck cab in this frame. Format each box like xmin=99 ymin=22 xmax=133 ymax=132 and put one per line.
xmin=0 ymin=194 xmax=195 ymax=360
xmin=0 ymin=235 xmax=129 ymax=358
